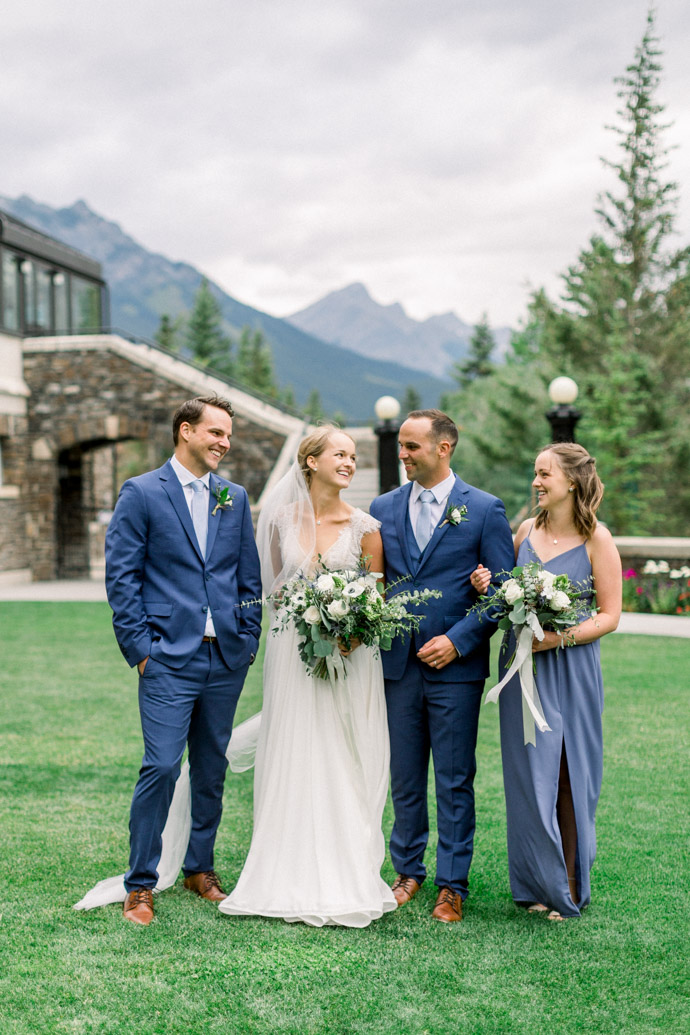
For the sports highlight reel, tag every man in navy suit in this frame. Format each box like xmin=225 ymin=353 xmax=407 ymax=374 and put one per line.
xmin=370 ymin=409 xmax=514 ymax=921
xmin=105 ymin=395 xmax=262 ymax=925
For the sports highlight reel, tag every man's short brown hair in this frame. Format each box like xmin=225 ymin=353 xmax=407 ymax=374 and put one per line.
xmin=406 ymin=409 xmax=458 ymax=456
xmin=172 ymin=395 xmax=234 ymax=445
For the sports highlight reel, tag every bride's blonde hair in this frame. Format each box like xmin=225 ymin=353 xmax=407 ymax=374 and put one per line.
xmin=297 ymin=425 xmax=350 ymax=487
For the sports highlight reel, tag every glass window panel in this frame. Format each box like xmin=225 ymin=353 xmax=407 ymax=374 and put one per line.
xmin=71 ymin=276 xmax=101 ymax=331
xmin=36 ymin=266 xmax=52 ymax=331
xmin=22 ymin=259 xmax=36 ymax=332
xmin=53 ymin=272 xmax=68 ymax=333
xmin=1 ymin=251 xmax=19 ymax=331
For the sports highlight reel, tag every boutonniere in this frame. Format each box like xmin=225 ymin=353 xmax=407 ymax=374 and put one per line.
xmin=211 ymin=486 xmax=236 ymax=516
xmin=439 ymin=502 xmax=468 ymax=528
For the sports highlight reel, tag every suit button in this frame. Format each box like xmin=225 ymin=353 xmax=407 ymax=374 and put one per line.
xmin=205 ymin=573 xmax=211 ymax=581
xmin=202 ymin=605 xmax=208 ymax=612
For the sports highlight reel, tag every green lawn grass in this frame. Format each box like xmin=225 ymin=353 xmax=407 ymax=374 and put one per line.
xmin=0 ymin=603 xmax=687 ymax=1034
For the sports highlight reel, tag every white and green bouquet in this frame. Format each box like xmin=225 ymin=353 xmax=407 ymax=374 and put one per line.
xmin=274 ymin=563 xmax=441 ymax=682
xmin=469 ymin=562 xmax=595 ymax=745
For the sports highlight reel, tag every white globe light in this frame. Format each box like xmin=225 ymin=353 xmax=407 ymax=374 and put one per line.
xmin=374 ymin=395 xmax=401 ymax=421
xmin=548 ymin=376 xmax=579 ymax=405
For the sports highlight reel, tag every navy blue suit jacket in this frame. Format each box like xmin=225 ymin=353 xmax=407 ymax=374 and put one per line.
xmin=105 ymin=460 xmax=262 ymax=671
xmin=370 ymin=475 xmax=514 ymax=683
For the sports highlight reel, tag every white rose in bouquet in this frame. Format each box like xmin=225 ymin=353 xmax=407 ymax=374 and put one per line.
xmin=316 ymin=574 xmax=335 ymax=593
xmin=503 ymin=579 xmax=525 ymax=605
xmin=303 ymin=605 xmax=321 ymax=624
xmin=551 ymin=590 xmax=571 ymax=611
xmin=327 ymin=598 xmax=349 ymax=619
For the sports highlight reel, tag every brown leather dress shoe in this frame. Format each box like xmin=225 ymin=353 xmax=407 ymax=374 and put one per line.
xmin=183 ymin=871 xmax=227 ymax=902
xmin=432 ymin=887 xmax=463 ymax=922
xmin=123 ymin=888 xmax=154 ymax=926
xmin=391 ymin=874 xmax=421 ymax=906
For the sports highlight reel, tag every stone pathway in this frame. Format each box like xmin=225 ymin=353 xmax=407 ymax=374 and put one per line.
xmin=1 ymin=578 xmax=689 ymax=638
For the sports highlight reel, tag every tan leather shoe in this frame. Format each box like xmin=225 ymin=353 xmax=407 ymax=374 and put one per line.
xmin=123 ymin=888 xmax=154 ymax=926
xmin=391 ymin=874 xmax=421 ymax=906
xmin=431 ymin=887 xmax=463 ymax=922
xmin=183 ymin=870 xmax=227 ymax=902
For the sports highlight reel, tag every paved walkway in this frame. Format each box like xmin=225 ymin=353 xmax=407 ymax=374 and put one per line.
xmin=1 ymin=578 xmax=689 ymax=638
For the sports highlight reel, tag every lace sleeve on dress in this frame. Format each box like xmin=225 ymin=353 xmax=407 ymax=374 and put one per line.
xmin=351 ymin=508 xmax=381 ymax=544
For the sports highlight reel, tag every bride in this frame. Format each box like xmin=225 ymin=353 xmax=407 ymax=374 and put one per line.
xmin=219 ymin=426 xmax=397 ymax=927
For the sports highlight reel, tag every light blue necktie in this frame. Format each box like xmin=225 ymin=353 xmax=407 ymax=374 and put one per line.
xmin=190 ymin=480 xmax=207 ymax=558
xmin=416 ymin=489 xmax=435 ymax=551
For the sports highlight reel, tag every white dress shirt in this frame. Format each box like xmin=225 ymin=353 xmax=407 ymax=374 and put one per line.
xmin=170 ymin=455 xmax=216 ymax=637
xmin=408 ymin=471 xmax=456 ymax=541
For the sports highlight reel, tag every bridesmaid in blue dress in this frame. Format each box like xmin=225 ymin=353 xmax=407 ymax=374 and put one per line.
xmin=472 ymin=443 xmax=621 ymax=919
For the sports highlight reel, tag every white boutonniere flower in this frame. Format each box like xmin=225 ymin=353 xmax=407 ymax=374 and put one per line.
xmin=439 ymin=502 xmax=468 ymax=528
xmin=211 ymin=486 xmax=236 ymax=516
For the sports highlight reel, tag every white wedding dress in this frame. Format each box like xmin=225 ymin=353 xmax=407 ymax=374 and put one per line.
xmin=219 ymin=505 xmax=397 ymax=927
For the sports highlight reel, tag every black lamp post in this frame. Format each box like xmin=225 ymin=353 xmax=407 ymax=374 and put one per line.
xmin=374 ymin=395 xmax=401 ymax=495
xmin=546 ymin=377 xmax=581 ymax=442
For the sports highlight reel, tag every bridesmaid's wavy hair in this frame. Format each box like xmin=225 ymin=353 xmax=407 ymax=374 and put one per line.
xmin=297 ymin=425 xmax=354 ymax=487
xmin=534 ymin=443 xmax=604 ymax=540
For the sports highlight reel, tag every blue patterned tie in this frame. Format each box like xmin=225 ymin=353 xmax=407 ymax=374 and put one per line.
xmin=416 ymin=489 xmax=435 ymax=551
xmin=190 ymin=480 xmax=207 ymax=558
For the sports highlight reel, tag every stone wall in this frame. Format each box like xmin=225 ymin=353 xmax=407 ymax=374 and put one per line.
xmin=0 ymin=412 xmax=32 ymax=574
xmin=8 ymin=337 xmax=298 ymax=580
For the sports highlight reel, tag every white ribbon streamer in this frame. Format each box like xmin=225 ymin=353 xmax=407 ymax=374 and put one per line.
xmin=73 ymin=713 xmax=262 ymax=910
xmin=484 ymin=619 xmax=551 ymax=746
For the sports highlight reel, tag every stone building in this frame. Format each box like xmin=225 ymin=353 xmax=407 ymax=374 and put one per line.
xmin=0 ymin=208 xmax=307 ymax=582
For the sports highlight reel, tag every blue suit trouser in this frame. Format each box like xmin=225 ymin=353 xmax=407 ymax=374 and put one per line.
xmin=125 ymin=640 xmax=248 ymax=891
xmin=385 ymin=651 xmax=484 ymax=898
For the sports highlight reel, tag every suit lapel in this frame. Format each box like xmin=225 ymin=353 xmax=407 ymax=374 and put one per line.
xmin=393 ymin=483 xmax=415 ymax=574
xmin=416 ymin=476 xmax=470 ymax=575
xmin=159 ymin=461 xmax=204 ymax=562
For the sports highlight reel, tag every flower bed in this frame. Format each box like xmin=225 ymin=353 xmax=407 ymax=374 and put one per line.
xmin=622 ymin=561 xmax=690 ymax=614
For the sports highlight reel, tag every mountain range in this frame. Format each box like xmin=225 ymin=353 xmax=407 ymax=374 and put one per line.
xmin=0 ymin=194 xmax=503 ymax=419
xmin=288 ymin=282 xmax=511 ymax=375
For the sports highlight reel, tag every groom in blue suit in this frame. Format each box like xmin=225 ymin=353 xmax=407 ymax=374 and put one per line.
xmin=370 ymin=409 xmax=514 ymax=921
xmin=105 ymin=395 xmax=262 ymax=925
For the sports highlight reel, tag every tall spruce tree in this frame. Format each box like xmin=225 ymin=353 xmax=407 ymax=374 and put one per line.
xmin=401 ymin=385 xmax=422 ymax=414
xmin=452 ymin=314 xmax=496 ymax=389
xmin=154 ymin=313 xmax=184 ymax=352
xmin=531 ymin=8 xmax=690 ymax=532
xmin=235 ymin=326 xmax=279 ymax=397
xmin=304 ymin=388 xmax=325 ymax=423
xmin=444 ymin=9 xmax=689 ymax=533
xmin=186 ymin=278 xmax=234 ymax=377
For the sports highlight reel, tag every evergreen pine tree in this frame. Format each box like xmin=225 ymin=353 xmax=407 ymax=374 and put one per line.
xmin=443 ymin=9 xmax=690 ymax=533
xmin=531 ymin=8 xmax=690 ymax=532
xmin=154 ymin=313 xmax=183 ymax=352
xmin=304 ymin=388 xmax=325 ymax=423
xmin=235 ymin=326 xmax=279 ymax=396
xmin=401 ymin=385 xmax=422 ymax=414
xmin=186 ymin=278 xmax=234 ymax=377
xmin=452 ymin=314 xmax=495 ymax=389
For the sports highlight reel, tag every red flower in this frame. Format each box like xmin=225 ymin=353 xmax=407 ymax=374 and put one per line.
xmin=622 ymin=569 xmax=637 ymax=580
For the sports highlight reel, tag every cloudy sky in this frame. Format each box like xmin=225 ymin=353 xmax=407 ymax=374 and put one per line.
xmin=3 ymin=0 xmax=690 ymax=328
